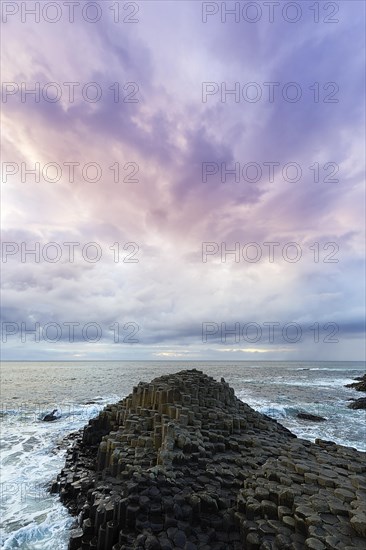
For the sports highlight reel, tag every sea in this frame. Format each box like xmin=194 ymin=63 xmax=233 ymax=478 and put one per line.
xmin=1 ymin=361 xmax=365 ymax=549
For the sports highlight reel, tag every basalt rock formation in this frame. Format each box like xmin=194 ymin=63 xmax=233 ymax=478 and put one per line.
xmin=345 ymin=374 xmax=366 ymax=392
xmin=345 ymin=374 xmax=366 ymax=410
xmin=347 ymin=398 xmax=366 ymax=410
xmin=53 ymin=369 xmax=366 ymax=550
xmin=42 ymin=408 xmax=59 ymax=421
xmin=296 ymin=413 xmax=327 ymax=422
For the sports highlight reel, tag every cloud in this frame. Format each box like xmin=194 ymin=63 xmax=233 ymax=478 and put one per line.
xmin=1 ymin=1 xmax=365 ymax=360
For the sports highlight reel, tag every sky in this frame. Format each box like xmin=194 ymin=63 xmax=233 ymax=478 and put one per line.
xmin=1 ymin=0 xmax=365 ymax=361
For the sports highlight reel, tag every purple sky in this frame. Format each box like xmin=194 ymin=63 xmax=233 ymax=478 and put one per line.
xmin=1 ymin=1 xmax=365 ymax=361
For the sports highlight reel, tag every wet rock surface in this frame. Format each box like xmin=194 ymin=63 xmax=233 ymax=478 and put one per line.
xmin=345 ymin=374 xmax=366 ymax=392
xmin=42 ymin=408 xmax=60 ymax=421
xmin=345 ymin=374 xmax=366 ymax=409
xmin=53 ymin=369 xmax=366 ymax=550
xmin=296 ymin=413 xmax=327 ymax=422
xmin=347 ymin=398 xmax=366 ymax=410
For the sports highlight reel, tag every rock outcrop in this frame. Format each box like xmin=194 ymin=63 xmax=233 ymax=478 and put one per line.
xmin=345 ymin=374 xmax=366 ymax=409
xmin=42 ymin=408 xmax=59 ymax=421
xmin=296 ymin=413 xmax=326 ymax=422
xmin=345 ymin=374 xmax=366 ymax=392
xmin=348 ymin=398 xmax=366 ymax=410
xmin=53 ymin=369 xmax=366 ymax=550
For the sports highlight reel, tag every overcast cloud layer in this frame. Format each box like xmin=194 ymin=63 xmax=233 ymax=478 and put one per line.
xmin=1 ymin=0 xmax=365 ymax=360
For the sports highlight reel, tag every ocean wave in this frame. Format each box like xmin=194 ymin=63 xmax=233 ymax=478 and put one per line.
xmin=1 ymin=505 xmax=71 ymax=549
xmin=0 ymin=395 xmax=118 ymax=549
xmin=296 ymin=367 xmax=346 ymax=372
xmin=257 ymin=405 xmax=299 ymax=419
xmin=249 ymin=401 xmax=366 ymax=452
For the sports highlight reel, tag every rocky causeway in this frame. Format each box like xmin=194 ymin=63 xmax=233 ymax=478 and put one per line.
xmin=53 ymin=369 xmax=366 ymax=550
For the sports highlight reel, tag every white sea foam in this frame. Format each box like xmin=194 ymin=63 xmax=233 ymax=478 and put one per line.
xmin=1 ymin=504 xmax=72 ymax=550
xmin=246 ymin=400 xmax=365 ymax=452
xmin=0 ymin=396 xmax=117 ymax=549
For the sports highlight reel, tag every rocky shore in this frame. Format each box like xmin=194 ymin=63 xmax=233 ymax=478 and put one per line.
xmin=53 ymin=369 xmax=366 ymax=550
xmin=345 ymin=374 xmax=366 ymax=410
xmin=345 ymin=374 xmax=366 ymax=393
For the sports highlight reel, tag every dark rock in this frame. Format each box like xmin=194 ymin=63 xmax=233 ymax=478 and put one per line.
xmin=173 ymin=529 xmax=187 ymax=547
xmin=347 ymin=398 xmax=366 ymax=410
xmin=42 ymin=409 xmax=59 ymax=422
xmin=68 ymin=528 xmax=83 ymax=550
xmin=297 ymin=413 xmax=327 ymax=422
xmin=305 ymin=538 xmax=326 ymax=550
xmin=345 ymin=374 xmax=366 ymax=392
xmin=145 ymin=534 xmax=160 ymax=550
xmin=53 ymin=369 xmax=366 ymax=550
xmin=159 ymin=538 xmax=173 ymax=550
